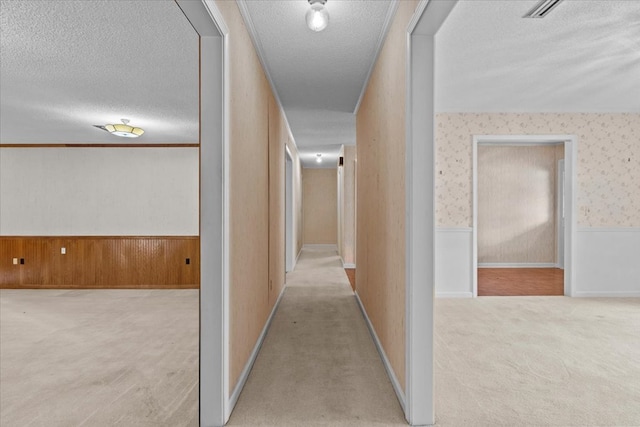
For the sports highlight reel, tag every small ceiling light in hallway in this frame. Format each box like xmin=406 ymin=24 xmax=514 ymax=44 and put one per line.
xmin=306 ymin=0 xmax=329 ymax=32
xmin=316 ymin=153 xmax=323 ymax=163
xmin=97 ymin=119 xmax=145 ymax=138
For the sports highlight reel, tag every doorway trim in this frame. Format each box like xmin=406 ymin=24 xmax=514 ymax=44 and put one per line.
xmin=285 ymin=146 xmax=294 ymax=273
xmin=405 ymin=0 xmax=458 ymax=425
xmin=175 ymin=0 xmax=230 ymax=425
xmin=472 ymin=135 xmax=577 ymax=298
xmin=557 ymin=159 xmax=565 ymax=269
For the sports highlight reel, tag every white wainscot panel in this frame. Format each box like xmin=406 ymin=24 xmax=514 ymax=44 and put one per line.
xmin=575 ymin=228 xmax=640 ymax=297
xmin=435 ymin=228 xmax=472 ymax=298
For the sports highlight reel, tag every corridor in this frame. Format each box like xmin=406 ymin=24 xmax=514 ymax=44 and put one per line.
xmin=227 ymin=247 xmax=406 ymax=426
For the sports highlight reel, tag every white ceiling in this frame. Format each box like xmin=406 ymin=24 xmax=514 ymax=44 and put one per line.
xmin=1 ymin=0 xmax=637 ymax=157
xmin=436 ymin=0 xmax=640 ymax=113
xmin=240 ymin=0 xmax=395 ymax=168
xmin=0 ymin=0 xmax=198 ymax=144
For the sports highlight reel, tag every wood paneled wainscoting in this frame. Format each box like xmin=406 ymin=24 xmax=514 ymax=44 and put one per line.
xmin=0 ymin=236 xmax=199 ymax=289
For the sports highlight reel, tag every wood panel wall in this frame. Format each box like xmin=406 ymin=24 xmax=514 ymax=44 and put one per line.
xmin=0 ymin=236 xmax=199 ymax=288
xmin=355 ymin=0 xmax=418 ymax=391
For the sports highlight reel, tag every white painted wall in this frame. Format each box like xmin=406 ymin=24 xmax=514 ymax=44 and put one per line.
xmin=434 ymin=227 xmax=640 ymax=297
xmin=575 ymin=229 xmax=640 ymax=297
xmin=0 ymin=147 xmax=199 ymax=236
xmin=435 ymin=228 xmax=472 ymax=297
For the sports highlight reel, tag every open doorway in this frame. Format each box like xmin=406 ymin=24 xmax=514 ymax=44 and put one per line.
xmin=476 ymin=143 xmax=564 ymax=295
xmin=285 ymin=148 xmax=294 ymax=272
xmin=472 ymin=135 xmax=577 ymax=298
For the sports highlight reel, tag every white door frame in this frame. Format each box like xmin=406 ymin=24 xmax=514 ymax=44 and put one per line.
xmin=471 ymin=135 xmax=577 ymax=298
xmin=557 ymin=159 xmax=565 ymax=269
xmin=285 ymin=147 xmax=294 ymax=273
xmin=175 ymin=1 xmax=230 ymax=425
xmin=405 ymin=1 xmax=457 ymax=425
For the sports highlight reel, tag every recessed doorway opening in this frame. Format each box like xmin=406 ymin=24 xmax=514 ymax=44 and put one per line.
xmin=285 ymin=147 xmax=294 ymax=273
xmin=472 ymin=135 xmax=577 ymax=298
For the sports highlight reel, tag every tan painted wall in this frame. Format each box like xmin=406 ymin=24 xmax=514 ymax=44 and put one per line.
xmin=268 ymin=93 xmax=285 ymax=306
xmin=340 ymin=146 xmax=357 ymax=265
xmin=215 ymin=0 xmax=301 ymax=393
xmin=436 ymin=113 xmax=640 ymax=228
xmin=478 ymin=145 xmax=560 ymax=263
xmin=355 ymin=0 xmax=418 ymax=391
xmin=303 ymin=168 xmax=338 ymax=245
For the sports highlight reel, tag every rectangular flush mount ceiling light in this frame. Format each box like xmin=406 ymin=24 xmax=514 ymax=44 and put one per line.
xmin=523 ymin=0 xmax=564 ymax=18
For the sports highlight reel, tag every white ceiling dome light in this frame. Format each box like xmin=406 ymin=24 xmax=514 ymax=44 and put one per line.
xmin=306 ymin=0 xmax=329 ymax=32
xmin=98 ymin=119 xmax=145 ymax=138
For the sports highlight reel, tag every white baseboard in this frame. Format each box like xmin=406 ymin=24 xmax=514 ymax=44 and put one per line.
xmin=478 ymin=263 xmax=557 ymax=268
xmin=343 ymin=263 xmax=356 ymax=269
xmin=228 ymin=285 xmax=286 ymax=413
xmin=303 ymin=244 xmax=338 ymax=250
xmin=354 ymin=291 xmax=406 ymax=412
xmin=436 ymin=292 xmax=473 ymax=298
xmin=574 ymin=291 xmax=640 ymax=298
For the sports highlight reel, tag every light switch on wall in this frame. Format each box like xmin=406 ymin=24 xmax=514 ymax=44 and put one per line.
xmin=61 ymin=247 xmax=66 ymax=255
xmin=13 ymin=258 xmax=18 ymax=265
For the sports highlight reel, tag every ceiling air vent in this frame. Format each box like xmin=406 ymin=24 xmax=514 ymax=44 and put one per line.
xmin=523 ymin=0 xmax=564 ymax=18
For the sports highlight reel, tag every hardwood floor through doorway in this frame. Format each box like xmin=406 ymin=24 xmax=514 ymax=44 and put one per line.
xmin=478 ymin=268 xmax=564 ymax=296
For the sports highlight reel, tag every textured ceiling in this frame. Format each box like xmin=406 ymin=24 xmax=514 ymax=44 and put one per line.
xmin=241 ymin=0 xmax=395 ymax=168
xmin=436 ymin=0 xmax=640 ymax=113
xmin=3 ymin=0 xmax=636 ymax=152
xmin=0 ymin=0 xmax=198 ymax=144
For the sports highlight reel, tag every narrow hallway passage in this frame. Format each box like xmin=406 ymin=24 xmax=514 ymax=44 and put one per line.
xmin=227 ymin=247 xmax=406 ymax=426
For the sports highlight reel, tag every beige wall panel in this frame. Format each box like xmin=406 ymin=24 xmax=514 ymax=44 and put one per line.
xmin=303 ymin=168 xmax=338 ymax=245
xmin=435 ymin=113 xmax=640 ymax=228
xmin=216 ymin=0 xmax=270 ymax=393
xmin=355 ymin=0 xmax=418 ymax=390
xmin=342 ymin=146 xmax=357 ymax=265
xmin=478 ymin=145 xmax=558 ymax=263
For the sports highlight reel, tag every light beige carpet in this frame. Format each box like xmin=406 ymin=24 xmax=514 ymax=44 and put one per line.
xmin=226 ymin=246 xmax=407 ymax=426
xmin=3 ymin=255 xmax=639 ymax=427
xmin=435 ymin=297 xmax=640 ymax=426
xmin=0 ymin=289 xmax=198 ymax=426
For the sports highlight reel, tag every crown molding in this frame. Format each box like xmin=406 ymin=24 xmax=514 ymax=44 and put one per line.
xmin=236 ymin=0 xmax=298 ymax=148
xmin=353 ymin=0 xmax=399 ymax=115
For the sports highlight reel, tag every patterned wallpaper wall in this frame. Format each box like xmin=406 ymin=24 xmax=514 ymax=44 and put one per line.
xmin=435 ymin=113 xmax=640 ymax=228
